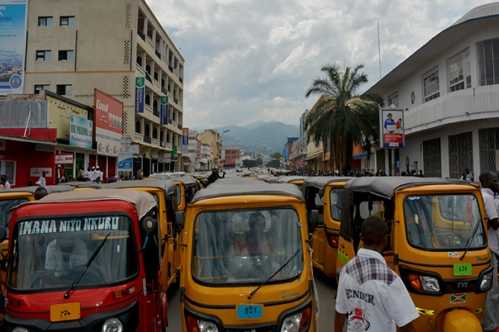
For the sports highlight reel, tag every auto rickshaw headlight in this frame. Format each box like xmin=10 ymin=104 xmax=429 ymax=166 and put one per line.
xmin=12 ymin=328 xmax=30 ymax=332
xmin=187 ymin=316 xmax=219 ymax=332
xmin=480 ymin=271 xmax=493 ymax=290
xmin=280 ymin=307 xmax=311 ymax=332
xmin=409 ymin=274 xmax=440 ymax=292
xmin=102 ymin=318 xmax=123 ymax=332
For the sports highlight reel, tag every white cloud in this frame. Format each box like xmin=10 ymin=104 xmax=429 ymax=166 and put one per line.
xmin=146 ymin=0 xmax=493 ymax=129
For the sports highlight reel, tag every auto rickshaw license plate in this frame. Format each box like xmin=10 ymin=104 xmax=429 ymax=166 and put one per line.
xmin=453 ymin=263 xmax=472 ymax=276
xmin=237 ymin=304 xmax=263 ymax=319
xmin=50 ymin=302 xmax=81 ymax=322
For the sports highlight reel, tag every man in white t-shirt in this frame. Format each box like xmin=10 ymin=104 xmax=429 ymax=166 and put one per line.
xmin=335 ymin=216 xmax=419 ymax=332
xmin=480 ymin=170 xmax=499 ymax=332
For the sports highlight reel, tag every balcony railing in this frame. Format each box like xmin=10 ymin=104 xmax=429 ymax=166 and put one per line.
xmin=169 ymin=119 xmax=172 ymax=124
xmin=144 ymin=136 xmax=152 ymax=144
xmin=179 ymin=77 xmax=183 ymax=84
xmin=168 ymin=65 xmax=173 ymax=72
xmin=168 ymin=91 xmax=173 ymax=99
xmin=154 ymin=80 xmax=161 ymax=88
xmin=166 ymin=142 xmax=172 ymax=150
xmin=134 ymin=132 xmax=143 ymax=139
xmin=137 ymin=29 xmax=145 ymax=41
xmin=179 ymin=100 xmax=183 ymax=107
xmin=152 ymin=138 xmax=159 ymax=145
xmin=161 ymin=87 xmax=168 ymax=95
xmin=136 ymin=64 xmax=145 ymax=73
xmin=153 ymin=109 xmax=159 ymax=117
xmin=177 ymin=123 xmax=182 ymax=130
xmin=160 ymin=140 xmax=166 ymax=148
xmin=155 ymin=49 xmax=161 ymax=59
xmin=173 ymin=120 xmax=178 ymax=127
xmin=162 ymin=55 xmax=168 ymax=64
xmin=145 ymin=104 xmax=152 ymax=112
xmin=147 ymin=36 xmax=154 ymax=47
xmin=174 ymin=98 xmax=178 ymax=104
xmin=145 ymin=72 xmax=152 ymax=83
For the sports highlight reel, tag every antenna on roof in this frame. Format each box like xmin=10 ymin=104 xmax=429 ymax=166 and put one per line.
xmin=377 ymin=21 xmax=382 ymax=79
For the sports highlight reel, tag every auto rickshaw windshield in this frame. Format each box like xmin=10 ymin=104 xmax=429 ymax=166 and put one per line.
xmin=403 ymin=194 xmax=486 ymax=250
xmin=329 ymin=188 xmax=344 ymax=221
xmin=8 ymin=214 xmax=138 ymax=290
xmin=0 ymin=198 xmax=29 ymax=228
xmin=192 ymin=208 xmax=303 ymax=285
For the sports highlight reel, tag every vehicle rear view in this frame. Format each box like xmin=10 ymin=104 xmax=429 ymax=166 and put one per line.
xmin=3 ymin=189 xmax=167 ymax=332
xmin=178 ymin=178 xmax=318 ymax=332
xmin=338 ymin=177 xmax=491 ymax=332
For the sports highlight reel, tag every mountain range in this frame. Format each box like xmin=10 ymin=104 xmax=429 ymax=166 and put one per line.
xmin=193 ymin=121 xmax=300 ymax=155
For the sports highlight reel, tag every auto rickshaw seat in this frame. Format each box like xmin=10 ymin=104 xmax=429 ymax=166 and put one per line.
xmin=406 ymin=222 xmax=424 ymax=247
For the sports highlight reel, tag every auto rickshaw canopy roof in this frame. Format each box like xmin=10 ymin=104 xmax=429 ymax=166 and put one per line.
xmin=102 ymin=179 xmax=176 ymax=194
xmin=277 ymin=176 xmax=306 ymax=184
xmin=191 ymin=177 xmax=304 ymax=203
xmin=32 ymin=189 xmax=157 ymax=219
xmin=1 ymin=184 xmax=74 ymax=195
xmin=302 ymin=176 xmax=354 ymax=190
xmin=173 ymin=177 xmax=198 ymax=187
xmin=60 ymin=181 xmax=103 ymax=189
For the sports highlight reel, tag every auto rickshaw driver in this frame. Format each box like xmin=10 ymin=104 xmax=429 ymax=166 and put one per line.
xmin=45 ymin=236 xmax=88 ymax=277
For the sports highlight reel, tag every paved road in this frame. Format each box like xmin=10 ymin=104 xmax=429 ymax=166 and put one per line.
xmin=165 ymin=269 xmax=338 ymax=331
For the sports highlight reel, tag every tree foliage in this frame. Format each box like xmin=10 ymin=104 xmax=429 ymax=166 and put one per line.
xmin=304 ymin=64 xmax=383 ymax=174
xmin=266 ymin=160 xmax=280 ymax=168
xmin=270 ymin=152 xmax=282 ymax=160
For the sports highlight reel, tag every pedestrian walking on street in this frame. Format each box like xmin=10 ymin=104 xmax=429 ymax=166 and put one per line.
xmin=335 ymin=216 xmax=419 ymax=332
xmin=1 ymin=175 xmax=10 ymax=189
xmin=480 ymin=170 xmax=499 ymax=332
xmin=36 ymin=171 xmax=47 ymax=186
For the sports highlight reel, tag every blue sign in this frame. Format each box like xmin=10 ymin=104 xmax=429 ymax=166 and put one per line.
xmin=118 ymin=152 xmax=133 ymax=171
xmin=69 ymin=115 xmax=93 ymax=149
xmin=160 ymin=96 xmax=169 ymax=125
xmin=135 ymin=77 xmax=145 ymax=113
xmin=237 ymin=305 xmax=263 ymax=319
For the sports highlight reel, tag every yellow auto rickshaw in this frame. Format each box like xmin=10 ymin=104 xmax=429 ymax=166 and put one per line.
xmin=176 ymin=177 xmax=319 ymax=331
xmin=102 ymin=180 xmax=179 ymax=290
xmin=302 ymin=177 xmax=353 ymax=280
xmin=337 ymin=177 xmax=492 ymax=331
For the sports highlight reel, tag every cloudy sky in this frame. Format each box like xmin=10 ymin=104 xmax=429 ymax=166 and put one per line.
xmin=147 ymin=0 xmax=492 ymax=131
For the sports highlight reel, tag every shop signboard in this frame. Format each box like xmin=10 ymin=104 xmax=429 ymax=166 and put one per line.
xmin=69 ymin=115 xmax=93 ymax=149
xmin=160 ymin=96 xmax=169 ymax=125
xmin=135 ymin=77 xmax=145 ymax=113
xmin=55 ymin=154 xmax=73 ymax=165
xmin=380 ymin=108 xmax=405 ymax=148
xmin=94 ymin=89 xmax=124 ymax=157
xmin=117 ymin=151 xmax=133 ymax=171
xmin=0 ymin=0 xmax=28 ymax=94
xmin=30 ymin=168 xmax=52 ymax=177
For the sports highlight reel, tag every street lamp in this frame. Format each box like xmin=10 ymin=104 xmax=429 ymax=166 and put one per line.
xmin=222 ymin=129 xmax=230 ymax=167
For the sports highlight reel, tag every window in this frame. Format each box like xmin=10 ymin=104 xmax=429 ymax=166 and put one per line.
xmin=34 ymin=85 xmax=50 ymax=94
xmin=38 ymin=17 xmax=53 ymax=26
xmin=60 ymin=16 xmax=75 ymax=26
xmin=36 ymin=50 xmax=51 ymax=61
xmin=0 ymin=161 xmax=16 ymax=186
xmin=58 ymin=50 xmax=74 ymax=61
xmin=423 ymin=68 xmax=440 ymax=102
xmin=56 ymin=84 xmax=72 ymax=96
xmin=477 ymin=38 xmax=499 ymax=86
xmin=447 ymin=49 xmax=471 ymax=92
xmin=135 ymin=121 xmax=141 ymax=134
xmin=388 ymin=93 xmax=398 ymax=107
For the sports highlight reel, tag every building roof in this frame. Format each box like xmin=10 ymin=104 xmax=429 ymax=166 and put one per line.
xmin=366 ymin=3 xmax=499 ymax=95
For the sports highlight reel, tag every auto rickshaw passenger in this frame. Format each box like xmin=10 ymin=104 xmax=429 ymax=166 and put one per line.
xmin=232 ymin=211 xmax=273 ymax=254
xmin=45 ymin=236 xmax=88 ymax=276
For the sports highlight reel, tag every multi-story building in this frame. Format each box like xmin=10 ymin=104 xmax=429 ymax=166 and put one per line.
xmin=367 ymin=3 xmax=499 ymax=178
xmin=198 ymin=129 xmax=221 ymax=168
xmin=24 ymin=0 xmax=184 ymax=177
xmin=221 ymin=147 xmax=241 ymax=168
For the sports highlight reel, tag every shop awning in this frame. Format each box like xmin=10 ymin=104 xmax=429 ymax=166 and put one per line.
xmin=305 ymin=152 xmax=322 ymax=161
xmin=352 ymin=152 xmax=375 ymax=160
xmin=56 ymin=143 xmax=96 ymax=152
xmin=0 ymin=134 xmax=56 ymax=145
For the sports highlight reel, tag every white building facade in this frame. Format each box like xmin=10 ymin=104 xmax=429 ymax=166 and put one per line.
xmin=367 ymin=3 xmax=499 ymax=178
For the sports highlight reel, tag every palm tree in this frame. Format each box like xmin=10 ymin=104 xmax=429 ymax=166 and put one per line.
xmin=305 ymin=64 xmax=382 ymax=174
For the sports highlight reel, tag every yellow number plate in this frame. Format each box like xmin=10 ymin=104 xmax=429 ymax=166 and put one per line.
xmin=50 ymin=302 xmax=81 ymax=322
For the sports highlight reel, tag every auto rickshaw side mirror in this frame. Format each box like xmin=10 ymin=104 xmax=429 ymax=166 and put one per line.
xmin=175 ymin=211 xmax=185 ymax=232
xmin=0 ymin=226 xmax=6 ymax=242
xmin=308 ymin=210 xmax=319 ymax=235
xmin=142 ymin=217 xmax=158 ymax=234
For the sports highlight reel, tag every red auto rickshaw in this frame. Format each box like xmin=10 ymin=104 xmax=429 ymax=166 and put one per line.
xmin=3 ymin=189 xmax=167 ymax=331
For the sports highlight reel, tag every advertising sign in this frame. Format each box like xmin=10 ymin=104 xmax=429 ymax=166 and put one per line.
xmin=135 ymin=77 xmax=145 ymax=113
xmin=30 ymin=168 xmax=52 ymax=177
xmin=380 ymin=108 xmax=405 ymax=148
xmin=94 ymin=89 xmax=124 ymax=157
xmin=182 ymin=127 xmax=189 ymax=154
xmin=69 ymin=115 xmax=93 ymax=149
xmin=0 ymin=0 xmax=27 ymax=94
xmin=117 ymin=151 xmax=133 ymax=171
xmin=196 ymin=139 xmax=201 ymax=157
xmin=160 ymin=96 xmax=169 ymax=125
xmin=55 ymin=154 xmax=74 ymax=165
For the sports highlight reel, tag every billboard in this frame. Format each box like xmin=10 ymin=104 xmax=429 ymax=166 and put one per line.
xmin=117 ymin=151 xmax=133 ymax=171
xmin=160 ymin=96 xmax=169 ymax=125
xmin=0 ymin=0 xmax=28 ymax=94
xmin=182 ymin=127 xmax=189 ymax=154
xmin=94 ymin=89 xmax=124 ymax=156
xmin=69 ymin=114 xmax=93 ymax=149
xmin=380 ymin=108 xmax=404 ymax=148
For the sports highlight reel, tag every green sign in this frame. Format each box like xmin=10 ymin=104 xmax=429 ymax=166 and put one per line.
xmin=453 ymin=263 xmax=472 ymax=276
xmin=172 ymin=147 xmax=177 ymax=154
xmin=161 ymin=96 xmax=168 ymax=104
xmin=136 ymin=77 xmax=145 ymax=88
